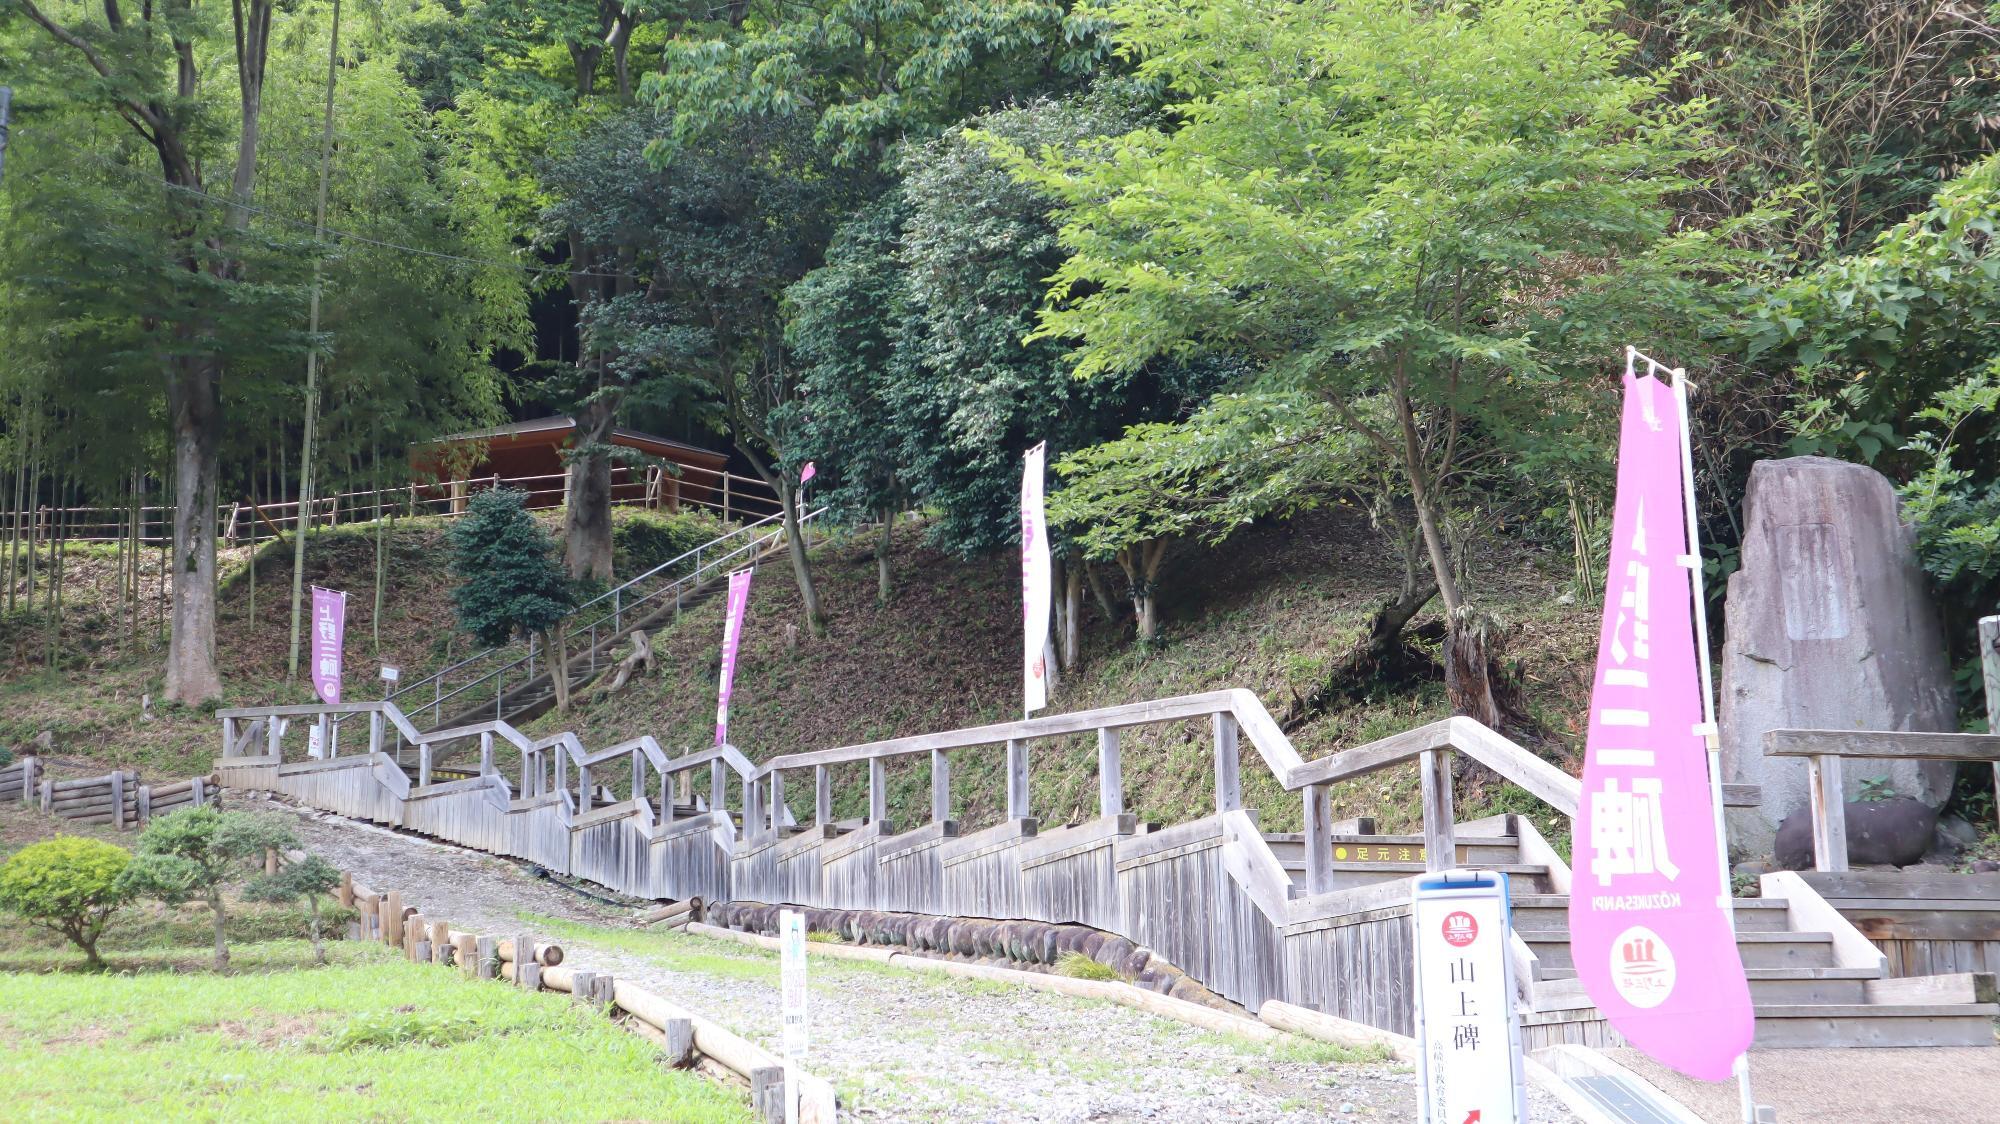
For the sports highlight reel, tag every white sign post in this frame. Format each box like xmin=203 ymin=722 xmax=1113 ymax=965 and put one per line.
xmin=779 ymin=909 xmax=809 ymax=1124
xmin=1413 ymin=870 xmax=1525 ymax=1124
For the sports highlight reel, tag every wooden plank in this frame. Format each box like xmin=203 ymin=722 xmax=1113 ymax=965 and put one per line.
xmin=1447 ymin=717 xmax=1582 ymax=817
xmin=1287 ymin=720 xmax=1451 ymax=788
xmin=1212 ymin=713 xmax=1242 ymax=814
xmin=1983 ymin=615 xmax=1998 ymax=832
xmin=814 ymin=765 xmax=830 ymax=827
xmin=1722 ymin=783 xmax=1761 ymax=808
xmin=1805 ymin=754 xmax=1849 ymax=872
xmin=1097 ymin=727 xmax=1123 ymax=816
xmin=1864 ymin=972 xmax=1997 ymax=1005
xmin=1006 ymin=739 xmax=1029 ymax=820
xmin=1766 ymin=728 xmax=2000 ymax=762
xmin=1847 ymin=910 xmax=2000 ymax=942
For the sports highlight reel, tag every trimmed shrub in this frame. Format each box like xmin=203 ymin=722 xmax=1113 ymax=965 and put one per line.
xmin=0 ymin=835 xmax=133 ymax=969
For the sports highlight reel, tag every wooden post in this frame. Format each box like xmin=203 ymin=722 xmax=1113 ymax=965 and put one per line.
xmin=479 ymin=731 xmax=494 ymax=776
xmin=1303 ymin=783 xmax=1335 ymax=896
xmin=578 ymin=764 xmax=592 ymax=814
xmin=1982 ymin=615 xmax=1998 ymax=833
xmin=222 ymin=716 xmax=237 ymax=758
xmin=475 ymin=935 xmax=500 ymax=980
xmin=383 ymin=891 xmax=404 ymax=947
xmin=1806 ymin=752 xmax=1849 ymax=873
xmin=814 ymin=765 xmax=831 ymax=827
xmin=338 ymin=871 xmax=354 ymax=910
xmin=264 ymin=847 xmax=280 ymax=876
xmin=430 ymin=919 xmax=451 ymax=966
xmin=710 ymin=760 xmax=725 ymax=816
xmin=662 ymin=1017 xmax=695 ymax=1067
xmin=868 ymin=757 xmax=887 ymax=825
xmin=368 ymin=711 xmax=383 ymax=757
xmin=1006 ymin=739 xmax=1030 ymax=821
xmin=110 ymin=770 xmax=126 ymax=830
xmin=748 ymin=774 xmax=766 ymax=840
xmin=571 ymin=969 xmax=599 ymax=1008
xmin=515 ymin=933 xmax=537 ymax=989
xmin=267 ymin=716 xmax=281 ymax=758
xmin=418 ymin=743 xmax=432 ymax=788
xmin=1097 ymin=728 xmax=1123 ymax=817
xmin=750 ymin=1066 xmax=786 ymax=1123
xmin=722 ymin=475 xmax=732 ymax=522
xmin=406 ymin=914 xmax=426 ymax=962
xmin=930 ymin=749 xmax=950 ymax=823
xmin=1419 ymin=749 xmax=1454 ymax=873
xmin=769 ymin=770 xmax=786 ymax=836
xmin=1212 ymin=713 xmax=1241 ymax=814
xmin=456 ymin=932 xmax=478 ymax=978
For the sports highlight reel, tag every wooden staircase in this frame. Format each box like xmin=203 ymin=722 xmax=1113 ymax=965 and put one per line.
xmin=1272 ymin=818 xmax=2000 ymax=1049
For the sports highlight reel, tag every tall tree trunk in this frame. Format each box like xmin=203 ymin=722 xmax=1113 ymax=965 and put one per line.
xmin=777 ymin=479 xmax=823 ymax=636
xmin=563 ymin=394 xmax=617 ymax=583
xmin=164 ymin=354 xmax=223 ymax=704
xmin=875 ymin=507 xmax=894 ymax=604
xmin=1059 ymin=556 xmax=1082 ymax=672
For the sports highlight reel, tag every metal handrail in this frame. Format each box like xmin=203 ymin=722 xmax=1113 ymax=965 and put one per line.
xmin=389 ymin=505 xmax=826 ymax=729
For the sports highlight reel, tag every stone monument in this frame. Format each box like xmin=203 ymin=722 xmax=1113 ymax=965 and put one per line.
xmin=1719 ymin=456 xmax=1957 ymax=858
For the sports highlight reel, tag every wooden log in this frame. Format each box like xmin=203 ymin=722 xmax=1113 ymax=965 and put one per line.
xmin=338 ymin=872 xmax=355 ymax=910
xmin=475 ymin=936 xmax=499 ymax=980
xmin=110 ymin=771 xmax=126 ymax=829
xmin=383 ymin=891 xmax=404 ymax=948
xmin=136 ymin=784 xmax=150 ymax=824
xmin=429 ymin=920 xmax=452 ymax=966
xmin=1258 ymin=999 xmax=1417 ymax=1063
xmin=456 ymin=932 xmax=478 ymax=979
xmin=660 ymin=1017 xmax=695 ymax=1067
xmin=495 ymin=938 xmax=565 ymax=966
xmin=602 ymin=973 xmax=837 ymax=1124
xmin=405 ymin=915 xmax=426 ymax=962
xmin=636 ymin=899 xmax=701 ymax=927
xmin=517 ymin=960 xmax=542 ymax=991
xmin=570 ymin=970 xmax=599 ymax=1007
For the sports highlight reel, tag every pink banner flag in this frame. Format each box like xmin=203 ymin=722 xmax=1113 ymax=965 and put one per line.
xmin=799 ymin=462 xmax=816 ymax=485
xmin=715 ymin=568 xmax=754 ymax=746
xmin=309 ymin=586 xmax=347 ymax=706
xmin=1021 ymin=442 xmax=1051 ymax=714
xmin=1569 ymin=373 xmax=1753 ymax=1082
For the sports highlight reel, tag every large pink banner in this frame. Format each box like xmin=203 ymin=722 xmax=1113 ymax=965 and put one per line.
xmin=714 ymin=568 xmax=754 ymax=746
xmin=1569 ymin=374 xmax=1752 ymax=1081
xmin=1021 ymin=442 xmax=1051 ymax=714
xmin=309 ymin=586 xmax=347 ymax=706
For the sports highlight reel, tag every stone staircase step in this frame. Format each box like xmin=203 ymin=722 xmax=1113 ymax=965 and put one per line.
xmin=1750 ymin=1003 xmax=2000 ymax=1049
xmin=1529 ymin=930 xmax=1837 ymax=973
xmin=1508 ymin=895 xmax=1792 ymax=934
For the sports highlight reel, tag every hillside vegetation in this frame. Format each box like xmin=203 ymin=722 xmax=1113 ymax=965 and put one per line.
xmin=537 ymin=508 xmax=1598 ymax=844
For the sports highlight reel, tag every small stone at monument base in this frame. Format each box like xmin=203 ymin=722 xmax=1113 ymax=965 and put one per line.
xmin=1972 ymin=860 xmax=2000 ymax=873
xmin=1773 ymin=796 xmax=1937 ymax=870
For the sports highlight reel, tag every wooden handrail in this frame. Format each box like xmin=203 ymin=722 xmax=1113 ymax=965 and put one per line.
xmin=1763 ymin=726 xmax=2000 ymax=873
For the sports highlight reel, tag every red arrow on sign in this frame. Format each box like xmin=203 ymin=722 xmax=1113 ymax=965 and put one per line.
xmin=1461 ymin=1113 xmax=1481 ymax=1124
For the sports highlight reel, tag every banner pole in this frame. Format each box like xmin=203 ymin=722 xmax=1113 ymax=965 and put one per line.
xmin=1663 ymin=355 xmax=1759 ymax=1124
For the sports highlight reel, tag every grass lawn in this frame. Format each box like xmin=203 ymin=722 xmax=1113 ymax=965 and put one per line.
xmin=0 ymin=940 xmax=753 ymax=1123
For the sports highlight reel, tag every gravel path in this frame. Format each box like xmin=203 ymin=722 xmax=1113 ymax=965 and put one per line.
xmin=246 ymin=792 xmax=1578 ymax=1123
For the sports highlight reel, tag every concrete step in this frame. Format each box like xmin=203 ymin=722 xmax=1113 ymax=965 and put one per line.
xmin=1529 ymin=930 xmax=1838 ymax=973
xmin=1304 ymin=863 xmax=1553 ymax=896
xmin=1508 ymin=895 xmax=1792 ymax=935
xmin=1265 ymin=834 xmax=1521 ymax=868
xmin=1751 ymin=1003 xmax=2000 ymax=1049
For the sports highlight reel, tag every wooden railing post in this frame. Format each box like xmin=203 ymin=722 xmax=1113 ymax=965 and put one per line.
xmin=368 ymin=711 xmax=383 ymax=757
xmin=1303 ymin=782 xmax=1335 ymax=896
xmin=868 ymin=757 xmax=887 ymax=825
xmin=418 ymin=743 xmax=433 ymax=788
xmin=479 ymin=732 xmax=494 ymax=776
xmin=521 ymin=749 xmax=534 ymax=797
xmin=1806 ymin=752 xmax=1849 ymax=872
xmin=1097 ymin=728 xmax=1123 ymax=817
xmin=1212 ymin=713 xmax=1242 ymax=814
xmin=710 ymin=760 xmax=725 ymax=816
xmin=578 ymin=764 xmax=593 ymax=814
xmin=267 ymin=715 xmax=281 ymax=758
xmin=814 ymin=765 xmax=831 ymax=826
xmin=660 ymin=769 xmax=674 ymax=828
xmin=222 ymin=717 xmax=237 ymax=758
xmin=1006 ymin=739 xmax=1030 ymax=821
xmin=1419 ymin=748 xmax=1454 ymax=873
xmin=1982 ymin=614 xmax=1998 ymax=831
xmin=747 ymin=774 xmax=766 ymax=840
xmin=769 ymin=770 xmax=786 ymax=836
xmin=930 ymin=749 xmax=950 ymax=823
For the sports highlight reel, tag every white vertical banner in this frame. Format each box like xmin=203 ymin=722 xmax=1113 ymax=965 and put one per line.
xmin=1021 ymin=442 xmax=1052 ymax=714
xmin=779 ymin=908 xmax=809 ymax=1124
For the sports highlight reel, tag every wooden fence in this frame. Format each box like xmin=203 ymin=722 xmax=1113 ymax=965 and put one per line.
xmin=4 ymin=756 xmax=218 ymax=828
xmin=215 ymin=692 xmax=1581 ymax=1040
xmin=334 ymin=868 xmax=833 ymax=1123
